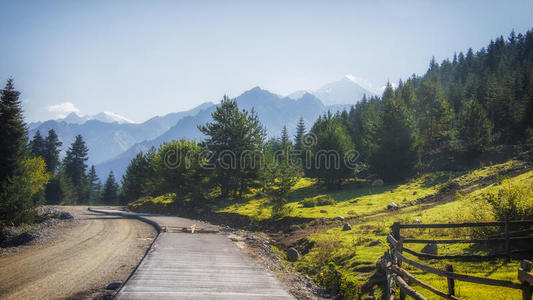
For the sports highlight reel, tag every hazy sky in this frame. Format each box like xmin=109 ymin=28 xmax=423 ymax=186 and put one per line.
xmin=1 ymin=1 xmax=532 ymax=123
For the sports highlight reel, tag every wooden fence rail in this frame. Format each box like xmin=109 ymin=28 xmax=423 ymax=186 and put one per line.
xmin=383 ymin=221 xmax=533 ymax=300
xmin=402 ymin=236 xmax=533 ymax=244
xmin=398 ymin=220 xmax=533 ymax=229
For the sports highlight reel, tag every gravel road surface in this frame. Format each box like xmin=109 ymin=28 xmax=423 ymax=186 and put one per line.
xmin=0 ymin=206 xmax=156 ymax=299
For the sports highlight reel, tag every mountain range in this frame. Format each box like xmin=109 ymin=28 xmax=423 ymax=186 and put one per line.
xmin=29 ymin=76 xmax=376 ymax=181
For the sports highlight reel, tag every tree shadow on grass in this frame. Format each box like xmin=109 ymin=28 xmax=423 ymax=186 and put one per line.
xmin=484 ymin=259 xmax=509 ymax=277
xmin=287 ymin=180 xmax=399 ymax=205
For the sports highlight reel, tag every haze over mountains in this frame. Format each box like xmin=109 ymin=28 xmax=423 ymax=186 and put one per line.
xmin=29 ymin=76 xmax=375 ymax=180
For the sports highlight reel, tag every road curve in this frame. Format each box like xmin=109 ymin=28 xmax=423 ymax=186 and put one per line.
xmin=0 ymin=206 xmax=156 ymax=299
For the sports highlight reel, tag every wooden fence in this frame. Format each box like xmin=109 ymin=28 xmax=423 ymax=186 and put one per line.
xmin=381 ymin=221 xmax=533 ymax=300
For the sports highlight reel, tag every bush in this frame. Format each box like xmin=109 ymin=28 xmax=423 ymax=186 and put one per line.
xmin=318 ymin=262 xmax=343 ymax=295
xmin=271 ymin=203 xmax=294 ymax=219
xmin=0 ymin=157 xmax=50 ymax=226
xmin=317 ymin=262 xmax=359 ymax=298
xmin=484 ymin=179 xmax=533 ymax=221
xmin=299 ymin=195 xmax=336 ymax=207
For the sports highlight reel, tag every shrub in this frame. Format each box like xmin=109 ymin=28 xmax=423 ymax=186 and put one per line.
xmin=0 ymin=157 xmax=50 ymax=226
xmin=317 ymin=262 xmax=359 ymax=298
xmin=318 ymin=262 xmax=343 ymax=295
xmin=271 ymin=203 xmax=294 ymax=219
xmin=484 ymin=179 xmax=533 ymax=221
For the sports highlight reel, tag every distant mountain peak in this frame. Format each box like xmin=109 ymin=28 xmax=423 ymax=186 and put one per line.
xmin=312 ymin=76 xmax=376 ymax=105
xmin=287 ymin=76 xmax=376 ymax=105
xmin=243 ymin=86 xmax=271 ymax=95
xmin=287 ymin=90 xmax=311 ymax=100
xmin=56 ymin=111 xmax=136 ymax=124
xmin=93 ymin=111 xmax=136 ymax=124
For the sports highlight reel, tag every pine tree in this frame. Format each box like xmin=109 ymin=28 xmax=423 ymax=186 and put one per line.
xmin=307 ymin=112 xmax=354 ymax=190
xmin=371 ymin=96 xmax=420 ymax=181
xmin=120 ymin=151 xmax=153 ymax=204
xmin=278 ymin=125 xmax=291 ymax=162
xmin=87 ymin=166 xmax=101 ymax=205
xmin=293 ymin=117 xmax=307 ymax=170
xmin=458 ymin=99 xmax=493 ymax=156
xmin=280 ymin=125 xmax=290 ymax=148
xmin=348 ymin=96 xmax=381 ymax=162
xmin=262 ymin=148 xmax=300 ymax=214
xmin=415 ymin=80 xmax=454 ymax=150
xmin=0 ymin=79 xmax=49 ymax=225
xmin=0 ymin=79 xmax=27 ymax=190
xmin=63 ymin=135 xmax=89 ymax=203
xmin=30 ymin=131 xmax=46 ymax=158
xmin=43 ymin=129 xmax=62 ymax=173
xmin=294 ymin=117 xmax=306 ymax=151
xmin=198 ymin=96 xmax=265 ymax=199
xmin=101 ymin=171 xmax=119 ymax=205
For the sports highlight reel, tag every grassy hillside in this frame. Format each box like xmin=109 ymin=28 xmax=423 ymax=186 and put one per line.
xmin=129 ymin=159 xmax=533 ymax=299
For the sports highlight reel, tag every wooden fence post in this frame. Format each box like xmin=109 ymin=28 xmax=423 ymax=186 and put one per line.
xmin=397 ymin=237 xmax=404 ymax=267
xmin=519 ymin=260 xmax=532 ymax=300
xmin=446 ymin=264 xmax=455 ymax=296
xmin=396 ymin=237 xmax=405 ymax=300
xmin=392 ymin=222 xmax=401 ymax=241
xmin=505 ymin=217 xmax=510 ymax=261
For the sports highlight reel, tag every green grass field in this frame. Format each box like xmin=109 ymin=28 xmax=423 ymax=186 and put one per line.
xmin=218 ymin=160 xmax=531 ymax=299
xmin=130 ymin=160 xmax=532 ymax=299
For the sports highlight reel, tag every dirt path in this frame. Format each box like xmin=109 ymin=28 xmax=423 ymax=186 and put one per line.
xmin=0 ymin=206 xmax=156 ymax=299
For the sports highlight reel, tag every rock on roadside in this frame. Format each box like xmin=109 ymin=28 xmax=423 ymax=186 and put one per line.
xmin=286 ymin=247 xmax=300 ymax=262
xmin=289 ymin=225 xmax=302 ymax=232
xmin=421 ymin=243 xmax=438 ymax=255
xmin=387 ymin=202 xmax=399 ymax=210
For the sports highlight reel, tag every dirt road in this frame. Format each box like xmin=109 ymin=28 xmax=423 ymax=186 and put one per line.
xmin=0 ymin=206 xmax=156 ymax=299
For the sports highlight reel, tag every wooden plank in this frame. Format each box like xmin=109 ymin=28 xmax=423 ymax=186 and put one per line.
xmin=399 ymin=220 xmax=533 ymax=229
xmin=392 ymin=273 xmax=427 ymax=300
xmin=397 ymin=237 xmax=404 ymax=267
xmin=386 ymin=270 xmax=395 ymax=300
xmin=505 ymin=218 xmax=510 ymax=260
xmin=388 ymin=233 xmax=398 ymax=248
xmin=392 ymin=222 xmax=401 ymax=240
xmin=519 ymin=260 xmax=533 ymax=285
xmin=392 ymin=266 xmax=459 ymax=300
xmin=403 ymin=236 xmax=533 ymax=244
xmin=520 ymin=260 xmax=533 ymax=300
xmin=446 ymin=264 xmax=455 ymax=296
xmin=518 ymin=270 xmax=533 ymax=285
xmin=394 ymin=251 xmax=523 ymax=289
xmin=488 ymin=228 xmax=533 ymax=238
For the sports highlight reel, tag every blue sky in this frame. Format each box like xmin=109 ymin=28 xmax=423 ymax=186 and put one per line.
xmin=1 ymin=1 xmax=532 ymax=123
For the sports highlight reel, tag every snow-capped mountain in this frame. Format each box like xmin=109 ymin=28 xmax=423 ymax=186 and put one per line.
xmin=28 ymin=102 xmax=214 ymax=169
xmin=58 ymin=112 xmax=136 ymax=125
xmin=92 ymin=112 xmax=136 ymax=124
xmin=288 ymin=74 xmax=377 ymax=105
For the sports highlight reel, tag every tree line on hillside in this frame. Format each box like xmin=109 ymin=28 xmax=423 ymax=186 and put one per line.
xmin=29 ymin=132 xmax=120 ymax=206
xmin=0 ymin=79 xmax=120 ymax=227
xmin=120 ymin=29 xmax=533 ymax=209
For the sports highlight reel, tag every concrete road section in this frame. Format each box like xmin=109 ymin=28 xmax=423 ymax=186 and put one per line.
xmin=91 ymin=208 xmax=294 ymax=300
